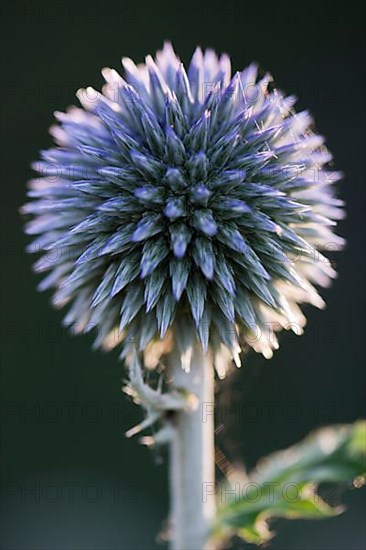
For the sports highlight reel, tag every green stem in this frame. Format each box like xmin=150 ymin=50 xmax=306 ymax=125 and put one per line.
xmin=168 ymin=342 xmax=216 ymax=549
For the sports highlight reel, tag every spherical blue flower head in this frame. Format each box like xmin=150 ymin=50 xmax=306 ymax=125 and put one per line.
xmin=23 ymin=43 xmax=344 ymax=375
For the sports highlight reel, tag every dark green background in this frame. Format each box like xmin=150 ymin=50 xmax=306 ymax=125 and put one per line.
xmin=1 ymin=1 xmax=365 ymax=548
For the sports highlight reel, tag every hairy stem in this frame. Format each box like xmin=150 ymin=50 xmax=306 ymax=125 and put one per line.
xmin=168 ymin=342 xmax=216 ymax=549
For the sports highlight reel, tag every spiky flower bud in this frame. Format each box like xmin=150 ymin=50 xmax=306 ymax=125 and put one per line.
xmin=22 ymin=42 xmax=344 ymax=376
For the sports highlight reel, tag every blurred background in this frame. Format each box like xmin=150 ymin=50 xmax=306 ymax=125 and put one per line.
xmin=1 ymin=0 xmax=365 ymax=548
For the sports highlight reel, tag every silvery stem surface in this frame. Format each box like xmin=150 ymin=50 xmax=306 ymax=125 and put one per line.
xmin=169 ymin=343 xmax=216 ymax=549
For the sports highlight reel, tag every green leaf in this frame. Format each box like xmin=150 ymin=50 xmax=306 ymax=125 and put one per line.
xmin=214 ymin=421 xmax=366 ymax=545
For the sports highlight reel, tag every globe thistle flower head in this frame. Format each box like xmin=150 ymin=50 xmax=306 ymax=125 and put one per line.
xmin=23 ymin=42 xmax=344 ymax=376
